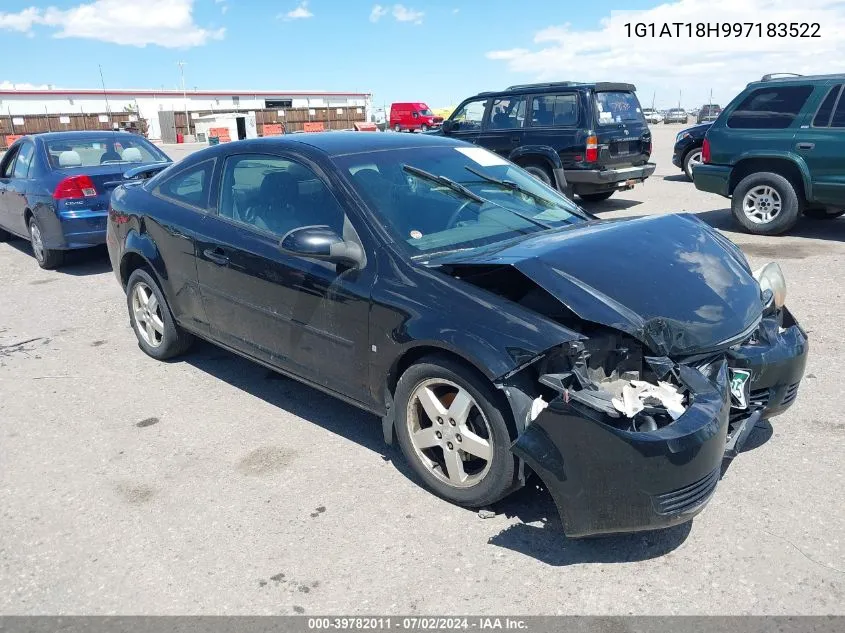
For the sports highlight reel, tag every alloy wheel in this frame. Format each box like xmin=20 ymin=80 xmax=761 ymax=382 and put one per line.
xmin=685 ymin=150 xmax=703 ymax=179
xmin=742 ymin=185 xmax=782 ymax=224
xmin=132 ymin=282 xmax=165 ymax=348
xmin=406 ymin=378 xmax=493 ymax=488
xmin=30 ymin=222 xmax=45 ymax=263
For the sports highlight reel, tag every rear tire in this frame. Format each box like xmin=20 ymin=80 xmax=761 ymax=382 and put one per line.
xmin=804 ymin=207 xmax=844 ymax=219
xmin=126 ymin=268 xmax=193 ymax=361
xmin=523 ymin=164 xmax=553 ymax=187
xmin=731 ymin=172 xmax=800 ymax=235
xmin=394 ymin=356 xmax=517 ymax=508
xmin=579 ymin=191 xmax=614 ymax=202
xmin=394 ymin=124 xmax=402 ymax=133
xmin=28 ymin=217 xmax=63 ymax=270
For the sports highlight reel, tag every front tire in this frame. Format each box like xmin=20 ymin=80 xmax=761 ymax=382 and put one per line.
xmin=579 ymin=191 xmax=614 ymax=202
xmin=683 ymin=148 xmax=703 ymax=180
xmin=126 ymin=268 xmax=193 ymax=360
xmin=394 ymin=356 xmax=517 ymax=508
xmin=731 ymin=172 xmax=800 ymax=235
xmin=28 ymin=217 xmax=63 ymax=270
xmin=420 ymin=124 xmax=429 ymax=132
xmin=394 ymin=124 xmax=402 ymax=133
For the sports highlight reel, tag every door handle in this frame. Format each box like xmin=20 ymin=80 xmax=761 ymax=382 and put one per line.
xmin=796 ymin=142 xmax=815 ymax=150
xmin=203 ymin=248 xmax=229 ymax=266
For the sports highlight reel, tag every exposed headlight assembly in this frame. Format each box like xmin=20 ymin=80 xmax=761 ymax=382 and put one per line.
xmin=675 ymin=131 xmax=691 ymax=143
xmin=754 ymin=262 xmax=786 ymax=309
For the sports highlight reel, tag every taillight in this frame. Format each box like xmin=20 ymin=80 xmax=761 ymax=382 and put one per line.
xmin=702 ymin=138 xmax=711 ymax=163
xmin=585 ymin=134 xmax=598 ymax=163
xmin=54 ymin=175 xmax=97 ymax=200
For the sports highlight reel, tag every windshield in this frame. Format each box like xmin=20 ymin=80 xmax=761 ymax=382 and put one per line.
xmin=595 ymin=91 xmax=645 ymax=125
xmin=418 ymin=108 xmax=433 ymax=116
xmin=333 ymin=145 xmax=585 ymax=257
xmin=45 ymin=134 xmax=169 ymax=169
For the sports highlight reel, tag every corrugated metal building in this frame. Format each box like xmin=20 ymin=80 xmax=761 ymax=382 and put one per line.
xmin=0 ymin=87 xmax=372 ymax=140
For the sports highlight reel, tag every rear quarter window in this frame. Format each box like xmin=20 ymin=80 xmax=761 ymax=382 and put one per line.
xmin=727 ymin=85 xmax=814 ymax=129
xmin=594 ymin=91 xmax=644 ymax=125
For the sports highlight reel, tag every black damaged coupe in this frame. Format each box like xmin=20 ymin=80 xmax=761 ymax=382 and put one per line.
xmin=106 ymin=133 xmax=808 ymax=538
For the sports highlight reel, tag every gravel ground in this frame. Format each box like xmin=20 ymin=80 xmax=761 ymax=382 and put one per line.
xmin=1 ymin=124 xmax=843 ymax=615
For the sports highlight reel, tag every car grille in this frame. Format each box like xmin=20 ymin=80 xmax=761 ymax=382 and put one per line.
xmin=749 ymin=387 xmax=771 ymax=408
xmin=652 ymin=467 xmax=720 ymax=516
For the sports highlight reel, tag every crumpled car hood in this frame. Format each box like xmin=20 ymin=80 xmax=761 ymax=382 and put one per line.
xmin=434 ymin=214 xmax=763 ymax=357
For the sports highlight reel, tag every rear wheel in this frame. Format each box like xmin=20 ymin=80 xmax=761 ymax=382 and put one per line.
xmin=523 ymin=164 xmax=553 ymax=187
xmin=126 ymin=268 xmax=193 ymax=360
xmin=394 ymin=357 xmax=516 ymax=508
xmin=579 ymin=191 xmax=614 ymax=202
xmin=683 ymin=148 xmax=703 ymax=180
xmin=394 ymin=124 xmax=402 ymax=132
xmin=28 ymin=217 xmax=63 ymax=270
xmin=804 ymin=207 xmax=845 ymax=220
xmin=731 ymin=172 xmax=800 ymax=235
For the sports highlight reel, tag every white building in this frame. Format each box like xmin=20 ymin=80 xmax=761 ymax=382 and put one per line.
xmin=0 ymin=87 xmax=372 ymax=140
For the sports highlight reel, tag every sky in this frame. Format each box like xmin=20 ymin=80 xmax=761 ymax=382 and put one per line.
xmin=2 ymin=0 xmax=845 ymax=111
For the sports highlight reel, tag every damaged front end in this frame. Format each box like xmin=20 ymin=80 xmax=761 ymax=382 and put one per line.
xmin=502 ymin=333 xmax=731 ymax=538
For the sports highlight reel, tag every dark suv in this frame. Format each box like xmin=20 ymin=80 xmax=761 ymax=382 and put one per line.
xmin=697 ymin=104 xmax=722 ymax=124
xmin=438 ymin=82 xmax=655 ymax=202
xmin=695 ymin=73 xmax=845 ymax=234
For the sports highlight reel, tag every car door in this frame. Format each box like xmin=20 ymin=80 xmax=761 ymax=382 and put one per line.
xmin=796 ymin=83 xmax=845 ymax=206
xmin=194 ymin=151 xmax=374 ymax=403
xmin=444 ymin=97 xmax=489 ymax=145
xmin=479 ymin=95 xmax=526 ymax=158
xmin=0 ymin=144 xmax=22 ymax=234
xmin=3 ymin=140 xmax=36 ymax=236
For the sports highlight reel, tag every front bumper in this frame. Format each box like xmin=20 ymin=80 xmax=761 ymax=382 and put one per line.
xmin=509 ymin=309 xmax=808 ymax=538
xmin=693 ymin=163 xmax=732 ymax=197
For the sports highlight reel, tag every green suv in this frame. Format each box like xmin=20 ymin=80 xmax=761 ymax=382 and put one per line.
xmin=695 ymin=73 xmax=845 ymax=235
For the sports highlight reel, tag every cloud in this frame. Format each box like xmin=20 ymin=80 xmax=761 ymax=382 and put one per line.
xmin=0 ymin=80 xmax=52 ymax=90
xmin=0 ymin=0 xmax=224 ymax=48
xmin=392 ymin=4 xmax=423 ymax=24
xmin=281 ymin=1 xmax=313 ymax=20
xmin=369 ymin=4 xmax=388 ymax=22
xmin=486 ymin=0 xmax=845 ymax=108
xmin=370 ymin=4 xmax=423 ymax=24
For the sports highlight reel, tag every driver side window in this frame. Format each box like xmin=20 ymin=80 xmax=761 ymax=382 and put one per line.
xmin=218 ymin=154 xmax=345 ymax=237
xmin=451 ymin=99 xmax=488 ymax=130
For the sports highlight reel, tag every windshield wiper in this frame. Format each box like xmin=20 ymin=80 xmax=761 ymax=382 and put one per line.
xmin=402 ymin=164 xmax=484 ymax=203
xmin=464 ymin=165 xmax=558 ymax=206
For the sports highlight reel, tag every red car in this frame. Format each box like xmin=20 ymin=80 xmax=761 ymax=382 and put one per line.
xmin=390 ymin=102 xmax=443 ymax=132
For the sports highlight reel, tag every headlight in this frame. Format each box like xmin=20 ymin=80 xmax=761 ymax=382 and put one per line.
xmin=753 ymin=262 xmax=786 ymax=309
xmin=675 ymin=131 xmax=690 ymax=143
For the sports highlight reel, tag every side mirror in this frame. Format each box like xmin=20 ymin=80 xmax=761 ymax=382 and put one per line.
xmin=280 ymin=225 xmax=365 ymax=269
xmin=442 ymin=120 xmax=456 ymax=134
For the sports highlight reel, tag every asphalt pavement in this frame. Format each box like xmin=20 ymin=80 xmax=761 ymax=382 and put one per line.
xmin=1 ymin=125 xmax=843 ymax=615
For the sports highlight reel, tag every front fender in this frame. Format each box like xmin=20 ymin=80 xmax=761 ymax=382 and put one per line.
xmin=732 ymin=151 xmax=813 ymax=199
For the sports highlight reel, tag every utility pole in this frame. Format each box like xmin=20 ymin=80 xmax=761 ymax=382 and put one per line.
xmin=98 ymin=64 xmax=112 ymax=129
xmin=178 ymin=61 xmax=190 ymax=137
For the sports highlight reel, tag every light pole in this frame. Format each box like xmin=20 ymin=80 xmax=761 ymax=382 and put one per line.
xmin=178 ymin=61 xmax=190 ymax=137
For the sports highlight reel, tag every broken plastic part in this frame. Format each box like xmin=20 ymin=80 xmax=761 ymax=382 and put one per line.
xmin=612 ymin=380 xmax=686 ymax=420
xmin=530 ymin=396 xmax=548 ymax=421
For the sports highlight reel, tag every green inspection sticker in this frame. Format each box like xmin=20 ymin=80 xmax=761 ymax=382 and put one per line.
xmin=729 ymin=368 xmax=752 ymax=409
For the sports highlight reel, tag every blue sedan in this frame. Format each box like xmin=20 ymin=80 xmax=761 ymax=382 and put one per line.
xmin=0 ymin=131 xmax=171 ymax=269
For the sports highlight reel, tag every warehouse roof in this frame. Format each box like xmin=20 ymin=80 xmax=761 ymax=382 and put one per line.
xmin=0 ymin=88 xmax=370 ymax=97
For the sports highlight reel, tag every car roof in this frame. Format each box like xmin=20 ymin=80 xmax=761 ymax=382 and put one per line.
xmin=222 ymin=131 xmax=466 ymax=157
xmin=748 ymin=73 xmax=845 ymax=88
xmin=20 ymin=130 xmax=145 ymax=143
xmin=469 ymin=81 xmax=636 ymax=99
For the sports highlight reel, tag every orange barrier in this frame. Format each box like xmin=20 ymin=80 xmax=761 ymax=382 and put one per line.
xmin=303 ymin=122 xmax=325 ymax=133
xmin=354 ymin=122 xmax=378 ymax=132
xmin=262 ymin=123 xmax=284 ymax=136
xmin=209 ymin=127 xmax=231 ymax=142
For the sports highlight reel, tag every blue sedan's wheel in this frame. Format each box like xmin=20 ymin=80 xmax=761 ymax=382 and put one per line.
xmin=28 ymin=218 xmax=63 ymax=270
